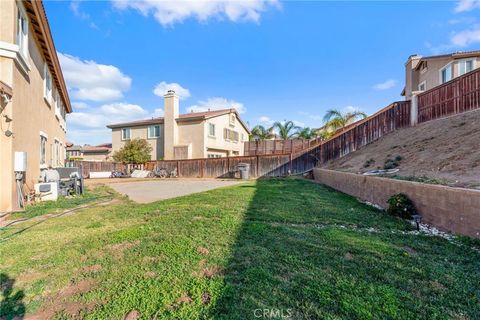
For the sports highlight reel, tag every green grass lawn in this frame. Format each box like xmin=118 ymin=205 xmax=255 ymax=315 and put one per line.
xmin=0 ymin=178 xmax=479 ymax=319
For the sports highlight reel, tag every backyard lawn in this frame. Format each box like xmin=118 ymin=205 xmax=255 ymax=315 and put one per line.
xmin=0 ymin=178 xmax=479 ymax=319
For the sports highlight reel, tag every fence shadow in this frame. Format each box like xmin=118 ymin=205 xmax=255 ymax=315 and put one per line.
xmin=0 ymin=273 xmax=26 ymax=319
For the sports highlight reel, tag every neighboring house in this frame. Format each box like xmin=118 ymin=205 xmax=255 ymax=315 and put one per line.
xmin=66 ymin=143 xmax=112 ymax=162
xmin=403 ymin=50 xmax=480 ymax=100
xmin=107 ymin=90 xmax=250 ymax=160
xmin=0 ymin=0 xmax=71 ymax=212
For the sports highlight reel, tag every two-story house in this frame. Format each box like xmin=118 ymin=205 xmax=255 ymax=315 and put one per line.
xmin=66 ymin=143 xmax=112 ymax=162
xmin=402 ymin=50 xmax=480 ymax=100
xmin=107 ymin=91 xmax=250 ymax=160
xmin=0 ymin=0 xmax=71 ymax=212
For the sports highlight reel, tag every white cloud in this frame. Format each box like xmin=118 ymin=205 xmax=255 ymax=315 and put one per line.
xmin=70 ymin=0 xmax=89 ymax=19
xmin=455 ymin=0 xmax=480 ymax=12
xmin=153 ymin=81 xmax=191 ymax=99
xmin=71 ymin=101 xmax=90 ymax=110
xmin=344 ymin=105 xmax=360 ymax=113
xmin=450 ymin=27 xmax=480 ymax=46
xmin=112 ymin=0 xmax=280 ymax=26
xmin=258 ymin=116 xmax=274 ymax=126
xmin=187 ymin=97 xmax=246 ymax=113
xmin=150 ymin=108 xmax=165 ymax=117
xmin=68 ymin=102 xmax=147 ymax=130
xmin=293 ymin=120 xmax=305 ymax=127
xmin=372 ymin=79 xmax=397 ymax=91
xmin=58 ymin=53 xmax=132 ymax=102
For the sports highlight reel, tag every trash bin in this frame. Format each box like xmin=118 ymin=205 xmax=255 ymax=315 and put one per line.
xmin=238 ymin=163 xmax=250 ymax=179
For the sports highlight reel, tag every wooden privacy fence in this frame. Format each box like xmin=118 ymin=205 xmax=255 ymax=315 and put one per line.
xmin=417 ymin=67 xmax=480 ymax=123
xmin=244 ymin=138 xmax=323 ymax=156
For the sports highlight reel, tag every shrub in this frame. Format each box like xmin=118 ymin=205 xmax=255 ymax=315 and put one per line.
xmin=113 ymin=138 xmax=152 ymax=164
xmin=363 ymin=158 xmax=375 ymax=168
xmin=387 ymin=193 xmax=416 ymax=219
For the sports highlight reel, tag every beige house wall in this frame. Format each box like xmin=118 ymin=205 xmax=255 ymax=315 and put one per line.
xmin=203 ymin=113 xmax=248 ymax=157
xmin=405 ymin=55 xmax=480 ymax=100
xmin=111 ymin=124 xmax=165 ymax=160
xmin=0 ymin=0 xmax=67 ymax=212
xmin=177 ymin=120 xmax=205 ymax=159
xmin=82 ymin=152 xmax=111 ymax=162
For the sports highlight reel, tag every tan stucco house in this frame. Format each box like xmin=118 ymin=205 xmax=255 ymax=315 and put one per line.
xmin=0 ymin=0 xmax=71 ymax=212
xmin=66 ymin=143 xmax=112 ymax=162
xmin=402 ymin=50 xmax=480 ymax=100
xmin=107 ymin=91 xmax=250 ymax=160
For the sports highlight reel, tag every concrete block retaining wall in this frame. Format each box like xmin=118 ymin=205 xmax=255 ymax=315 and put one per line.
xmin=313 ymin=168 xmax=480 ymax=238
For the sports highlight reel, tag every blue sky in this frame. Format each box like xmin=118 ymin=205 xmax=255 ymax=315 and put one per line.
xmin=44 ymin=0 xmax=480 ymax=145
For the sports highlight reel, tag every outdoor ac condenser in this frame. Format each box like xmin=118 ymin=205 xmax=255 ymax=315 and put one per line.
xmin=34 ymin=182 xmax=58 ymax=201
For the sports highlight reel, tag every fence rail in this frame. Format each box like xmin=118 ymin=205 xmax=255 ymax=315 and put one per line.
xmin=418 ymin=67 xmax=480 ymax=123
xmin=244 ymin=138 xmax=323 ymax=156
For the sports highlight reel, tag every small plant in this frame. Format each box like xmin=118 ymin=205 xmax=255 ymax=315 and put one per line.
xmin=387 ymin=193 xmax=416 ymax=219
xmin=363 ymin=158 xmax=375 ymax=168
xmin=383 ymin=155 xmax=403 ymax=169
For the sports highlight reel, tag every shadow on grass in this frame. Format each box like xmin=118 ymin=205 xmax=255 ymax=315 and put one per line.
xmin=208 ymin=178 xmax=480 ymax=319
xmin=0 ymin=273 xmax=25 ymax=319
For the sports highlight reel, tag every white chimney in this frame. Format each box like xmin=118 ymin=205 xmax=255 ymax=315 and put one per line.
xmin=163 ymin=90 xmax=179 ymax=160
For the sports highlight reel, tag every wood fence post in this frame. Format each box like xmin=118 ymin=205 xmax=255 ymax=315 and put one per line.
xmin=256 ymin=155 xmax=260 ymax=177
xmin=177 ymin=161 xmax=180 ymax=177
xmin=289 ymin=153 xmax=293 ymax=174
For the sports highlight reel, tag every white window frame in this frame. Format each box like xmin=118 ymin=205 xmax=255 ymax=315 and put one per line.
xmin=418 ymin=80 xmax=426 ymax=91
xmin=55 ymin=89 xmax=61 ymax=119
xmin=458 ymin=58 xmax=475 ymax=76
xmin=121 ymin=128 xmax=131 ymax=141
xmin=16 ymin=5 xmax=29 ymax=61
xmin=439 ymin=62 xmax=453 ymax=84
xmin=54 ymin=138 xmax=60 ymax=167
xmin=229 ymin=113 xmax=235 ymax=126
xmin=40 ymin=132 xmax=48 ymax=167
xmin=44 ymin=63 xmax=52 ymax=103
xmin=147 ymin=125 xmax=160 ymax=138
xmin=208 ymin=123 xmax=216 ymax=137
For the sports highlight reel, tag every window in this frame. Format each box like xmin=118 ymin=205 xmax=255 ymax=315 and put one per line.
xmin=54 ymin=139 xmax=60 ymax=167
xmin=208 ymin=154 xmax=222 ymax=158
xmin=459 ymin=59 xmax=475 ymax=76
xmin=208 ymin=123 xmax=216 ymax=137
xmin=224 ymin=128 xmax=239 ymax=142
xmin=16 ymin=8 xmax=28 ymax=58
xmin=44 ymin=64 xmax=52 ymax=101
xmin=55 ymin=90 xmax=61 ymax=118
xmin=148 ymin=125 xmax=160 ymax=138
xmin=418 ymin=81 xmax=426 ymax=91
xmin=230 ymin=114 xmax=235 ymax=126
xmin=241 ymin=133 xmax=245 ymax=142
xmin=121 ymin=128 xmax=131 ymax=140
xmin=40 ymin=135 xmax=47 ymax=165
xmin=440 ymin=64 xmax=452 ymax=84
xmin=420 ymin=61 xmax=428 ymax=74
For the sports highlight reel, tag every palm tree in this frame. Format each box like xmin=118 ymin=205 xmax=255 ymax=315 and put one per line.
xmin=295 ymin=127 xmax=318 ymax=140
xmin=323 ymin=109 xmax=367 ymax=132
xmin=250 ymin=125 xmax=275 ymax=141
xmin=273 ymin=121 xmax=298 ymax=140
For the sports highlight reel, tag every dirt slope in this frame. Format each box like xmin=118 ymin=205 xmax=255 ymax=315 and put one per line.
xmin=324 ymin=109 xmax=480 ymax=189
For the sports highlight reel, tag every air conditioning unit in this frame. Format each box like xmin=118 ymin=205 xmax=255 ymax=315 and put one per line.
xmin=34 ymin=182 xmax=58 ymax=201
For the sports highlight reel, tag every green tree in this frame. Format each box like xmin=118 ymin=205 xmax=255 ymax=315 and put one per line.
xmin=273 ymin=121 xmax=298 ymax=140
xmin=323 ymin=109 xmax=367 ymax=132
xmin=112 ymin=138 xmax=152 ymax=164
xmin=295 ymin=127 xmax=318 ymax=140
xmin=250 ymin=125 xmax=275 ymax=141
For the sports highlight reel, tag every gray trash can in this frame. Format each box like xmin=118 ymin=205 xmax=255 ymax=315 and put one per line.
xmin=238 ymin=163 xmax=250 ymax=179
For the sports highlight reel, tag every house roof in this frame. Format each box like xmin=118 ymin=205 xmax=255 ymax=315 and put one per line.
xmin=67 ymin=143 xmax=112 ymax=153
xmin=23 ymin=1 xmax=71 ymax=113
xmin=107 ymin=108 xmax=250 ymax=133
xmin=414 ymin=50 xmax=480 ymax=70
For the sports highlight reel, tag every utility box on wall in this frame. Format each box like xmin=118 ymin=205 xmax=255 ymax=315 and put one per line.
xmin=14 ymin=152 xmax=27 ymax=172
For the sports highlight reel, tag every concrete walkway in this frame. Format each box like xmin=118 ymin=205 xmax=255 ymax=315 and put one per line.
xmin=107 ymin=179 xmax=244 ymax=203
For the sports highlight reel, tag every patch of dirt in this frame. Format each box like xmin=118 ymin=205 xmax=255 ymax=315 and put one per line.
xmin=26 ymin=279 xmax=97 ymax=319
xmin=202 ymin=292 xmax=211 ymax=305
xmin=124 ymin=310 xmax=141 ymax=320
xmin=430 ymin=280 xmax=446 ymax=291
xmin=17 ymin=271 xmax=44 ymax=285
xmin=193 ymin=265 xmax=222 ymax=279
xmin=324 ymin=109 xmax=480 ymax=189
xmin=403 ymin=246 xmax=418 ymax=256
xmin=82 ymin=264 xmax=102 ymax=273
xmin=197 ymin=247 xmax=209 ymax=255
xmin=107 ymin=240 xmax=140 ymax=258
xmin=344 ymin=252 xmax=354 ymax=261
xmin=177 ymin=292 xmax=193 ymax=304
xmin=145 ymin=271 xmax=157 ymax=278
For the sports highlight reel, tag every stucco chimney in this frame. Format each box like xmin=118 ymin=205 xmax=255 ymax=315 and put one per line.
xmin=404 ymin=54 xmax=422 ymax=100
xmin=164 ymin=90 xmax=179 ymax=160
